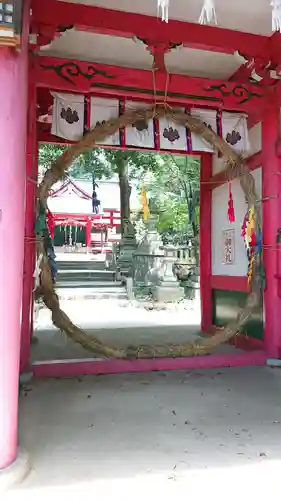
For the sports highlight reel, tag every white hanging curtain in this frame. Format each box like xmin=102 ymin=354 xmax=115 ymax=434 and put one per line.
xmin=221 ymin=112 xmax=250 ymax=154
xmin=190 ymin=108 xmax=217 ymax=152
xmin=125 ymin=101 xmax=155 ymax=149
xmin=90 ymin=97 xmax=120 ymax=146
xmin=159 ymin=108 xmax=188 ymax=151
xmin=51 ymin=93 xmax=85 ymax=141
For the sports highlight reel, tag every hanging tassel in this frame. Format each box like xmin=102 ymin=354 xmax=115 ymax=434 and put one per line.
xmin=256 ymin=231 xmax=262 ymax=254
xmin=247 ymin=255 xmax=254 ymax=288
xmin=271 ymin=0 xmax=281 ymax=32
xmin=249 ymin=232 xmax=257 ymax=248
xmin=199 ymin=0 xmax=217 ymax=25
xmin=227 ymin=183 xmax=235 ymax=223
xmin=241 ymin=213 xmax=248 ymax=239
xmin=247 ymin=207 xmax=255 ymax=245
xmin=157 ymin=0 xmax=169 ymax=22
xmin=141 ymin=184 xmax=150 ymax=221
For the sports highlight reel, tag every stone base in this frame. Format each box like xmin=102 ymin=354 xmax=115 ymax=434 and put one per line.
xmin=152 ymin=284 xmax=184 ymax=303
xmin=125 ymin=277 xmax=134 ymax=301
xmin=0 ymin=449 xmax=30 ymax=493
xmin=19 ymin=371 xmax=33 ymax=385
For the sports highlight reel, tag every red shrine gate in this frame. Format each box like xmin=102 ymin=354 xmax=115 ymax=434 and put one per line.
xmin=1 ymin=0 xmax=281 ymax=479
xmin=48 ymin=178 xmax=122 ymax=251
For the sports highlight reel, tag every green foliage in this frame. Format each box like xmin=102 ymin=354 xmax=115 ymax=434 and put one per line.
xmin=38 ymin=145 xmax=159 ymax=180
xmin=91 ymin=149 xmax=159 ymax=177
xmin=142 ymin=155 xmax=201 ymax=243
xmin=38 ymin=144 xmax=66 ymax=175
xmin=38 ymin=144 xmax=200 ymax=243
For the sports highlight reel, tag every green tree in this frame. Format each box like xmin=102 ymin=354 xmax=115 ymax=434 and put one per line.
xmin=94 ymin=149 xmax=159 ymax=234
xmin=38 ymin=145 xmax=159 ymax=234
xmin=143 ymin=154 xmax=200 ymax=243
xmin=38 ymin=144 xmax=66 ymax=179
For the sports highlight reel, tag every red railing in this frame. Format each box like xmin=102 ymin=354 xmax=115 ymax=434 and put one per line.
xmin=53 ymin=209 xmax=121 ymax=228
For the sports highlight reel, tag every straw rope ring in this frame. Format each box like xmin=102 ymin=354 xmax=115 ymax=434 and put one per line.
xmin=36 ymin=105 xmax=262 ymax=359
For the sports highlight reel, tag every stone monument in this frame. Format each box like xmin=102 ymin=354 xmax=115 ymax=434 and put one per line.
xmin=133 ymin=198 xmax=164 ymax=289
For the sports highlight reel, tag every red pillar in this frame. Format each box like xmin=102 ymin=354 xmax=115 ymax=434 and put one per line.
xmin=200 ymin=153 xmax=213 ymax=332
xmin=86 ymin=220 xmax=92 ymax=249
xmin=101 ymin=228 xmax=104 ymax=253
xmin=110 ymin=210 xmax=114 ymax=227
xmin=0 ymin=40 xmax=29 ymax=469
xmin=20 ymin=71 xmax=38 ymax=373
xmin=262 ymin=107 xmax=281 ymax=358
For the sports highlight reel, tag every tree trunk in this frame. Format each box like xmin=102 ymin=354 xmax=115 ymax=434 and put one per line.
xmin=183 ymin=182 xmax=198 ymax=239
xmin=118 ymin=160 xmax=131 ymax=235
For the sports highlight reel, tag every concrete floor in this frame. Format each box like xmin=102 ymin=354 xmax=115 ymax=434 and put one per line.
xmin=5 ymin=366 xmax=281 ymax=500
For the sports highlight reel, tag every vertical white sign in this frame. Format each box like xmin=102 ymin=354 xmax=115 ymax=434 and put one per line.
xmin=222 ymin=229 xmax=235 ymax=265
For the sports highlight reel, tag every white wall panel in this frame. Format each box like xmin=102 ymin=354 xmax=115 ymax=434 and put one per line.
xmin=212 ymin=168 xmax=262 ymax=276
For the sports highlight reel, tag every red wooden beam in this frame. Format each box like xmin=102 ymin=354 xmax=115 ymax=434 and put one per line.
xmin=30 ymin=0 xmax=271 ymax=59
xmin=37 ymin=128 xmax=69 ymax=146
xmin=229 ymin=65 xmax=251 ymax=83
xmin=52 ymin=212 xmax=121 ymax=228
xmin=210 ymin=275 xmax=248 ymax=293
xmin=35 ymin=56 xmax=270 ymax=113
xmin=269 ymin=32 xmax=281 ymax=65
xmin=200 ymin=153 xmax=212 ymax=332
xmin=271 ymin=82 xmax=281 ymax=108
xmin=32 ymin=351 xmax=267 ymax=378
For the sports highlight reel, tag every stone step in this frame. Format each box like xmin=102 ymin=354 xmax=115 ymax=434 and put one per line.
xmin=56 ymin=269 xmax=115 ymax=282
xmin=57 ymin=286 xmax=127 ymax=300
xmin=55 ymin=280 xmax=122 ymax=289
xmin=57 ymin=261 xmax=106 ymax=271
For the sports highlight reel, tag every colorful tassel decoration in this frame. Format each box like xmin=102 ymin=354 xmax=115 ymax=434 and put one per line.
xmin=256 ymin=231 xmax=262 ymax=254
xmin=247 ymin=207 xmax=255 ymax=238
xmin=199 ymin=0 xmax=217 ymax=25
xmin=248 ymin=255 xmax=254 ymax=287
xmin=157 ymin=0 xmax=169 ymax=22
xmin=241 ymin=213 xmax=248 ymax=239
xmin=271 ymin=0 xmax=281 ymax=32
xmin=227 ymin=183 xmax=235 ymax=223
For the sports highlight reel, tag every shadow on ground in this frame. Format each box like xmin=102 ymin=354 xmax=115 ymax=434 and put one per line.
xmin=10 ymin=366 xmax=281 ymax=499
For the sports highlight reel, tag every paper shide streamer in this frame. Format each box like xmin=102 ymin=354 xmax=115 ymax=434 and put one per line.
xmin=157 ymin=0 xmax=169 ymax=22
xmin=158 ymin=0 xmax=281 ymax=33
xmin=271 ymin=0 xmax=281 ymax=32
xmin=199 ymin=0 xmax=217 ymax=24
xmin=158 ymin=0 xmax=217 ymax=24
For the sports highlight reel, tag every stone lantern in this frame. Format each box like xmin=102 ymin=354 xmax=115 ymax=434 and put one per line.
xmin=152 ymin=244 xmax=184 ymax=302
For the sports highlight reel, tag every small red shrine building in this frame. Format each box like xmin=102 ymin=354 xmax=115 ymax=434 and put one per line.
xmin=2 ymin=0 xmax=281 ymax=484
xmin=47 ymin=177 xmax=140 ymax=251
